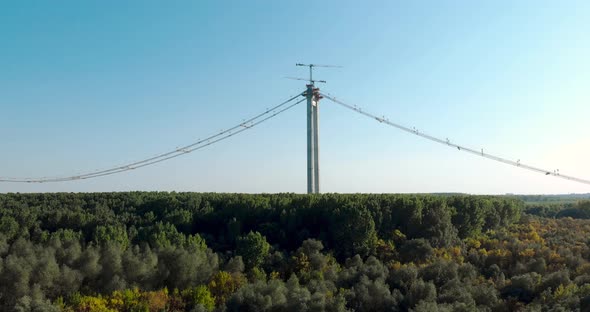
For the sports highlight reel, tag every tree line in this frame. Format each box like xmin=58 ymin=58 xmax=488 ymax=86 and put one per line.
xmin=11 ymin=192 xmax=590 ymax=311
xmin=525 ymin=200 xmax=590 ymax=219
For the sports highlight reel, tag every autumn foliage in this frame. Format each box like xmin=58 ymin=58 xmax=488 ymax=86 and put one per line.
xmin=2 ymin=193 xmax=590 ymax=311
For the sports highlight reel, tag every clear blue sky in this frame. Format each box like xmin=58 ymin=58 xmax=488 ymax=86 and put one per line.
xmin=1 ymin=1 xmax=589 ymax=194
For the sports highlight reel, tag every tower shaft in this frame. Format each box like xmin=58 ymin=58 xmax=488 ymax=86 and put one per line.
xmin=307 ymin=84 xmax=320 ymax=194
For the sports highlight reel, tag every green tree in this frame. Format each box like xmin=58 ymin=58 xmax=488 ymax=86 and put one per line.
xmin=399 ymin=239 xmax=434 ymax=263
xmin=0 ymin=216 xmax=19 ymax=241
xmin=330 ymin=203 xmax=378 ymax=259
xmin=236 ymin=231 xmax=270 ymax=270
xmin=93 ymin=225 xmax=129 ymax=249
xmin=182 ymin=285 xmax=215 ymax=312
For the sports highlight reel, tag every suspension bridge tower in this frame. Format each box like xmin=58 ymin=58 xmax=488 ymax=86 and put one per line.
xmin=293 ymin=63 xmax=339 ymax=194
xmin=305 ymin=83 xmax=322 ymax=194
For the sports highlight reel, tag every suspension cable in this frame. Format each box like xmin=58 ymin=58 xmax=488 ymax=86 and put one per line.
xmin=321 ymin=92 xmax=590 ymax=186
xmin=0 ymin=92 xmax=306 ymax=183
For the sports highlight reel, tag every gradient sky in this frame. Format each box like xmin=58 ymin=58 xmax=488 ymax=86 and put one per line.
xmin=1 ymin=1 xmax=589 ymax=194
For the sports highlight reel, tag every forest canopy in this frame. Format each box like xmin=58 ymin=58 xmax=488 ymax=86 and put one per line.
xmin=1 ymin=192 xmax=588 ymax=311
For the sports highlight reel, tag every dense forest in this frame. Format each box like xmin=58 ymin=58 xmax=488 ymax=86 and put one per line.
xmin=515 ymin=193 xmax=588 ymax=219
xmin=1 ymin=192 xmax=590 ymax=311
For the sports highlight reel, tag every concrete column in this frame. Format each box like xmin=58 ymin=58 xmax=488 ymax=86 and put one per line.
xmin=312 ymin=90 xmax=320 ymax=194
xmin=306 ymin=84 xmax=315 ymax=194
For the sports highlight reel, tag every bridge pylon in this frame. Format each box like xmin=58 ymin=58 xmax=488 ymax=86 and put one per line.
xmin=295 ymin=63 xmax=340 ymax=194
xmin=306 ymin=84 xmax=322 ymax=194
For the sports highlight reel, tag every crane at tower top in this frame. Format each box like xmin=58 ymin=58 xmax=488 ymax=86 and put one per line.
xmin=290 ymin=63 xmax=342 ymax=85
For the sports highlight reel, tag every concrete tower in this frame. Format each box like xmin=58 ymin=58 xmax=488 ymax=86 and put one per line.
xmin=306 ymin=84 xmax=321 ymax=194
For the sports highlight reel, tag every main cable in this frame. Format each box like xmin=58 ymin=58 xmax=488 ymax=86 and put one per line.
xmin=1 ymin=92 xmax=306 ymax=183
xmin=68 ymin=97 xmax=307 ymax=181
xmin=321 ymin=92 xmax=590 ymax=186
